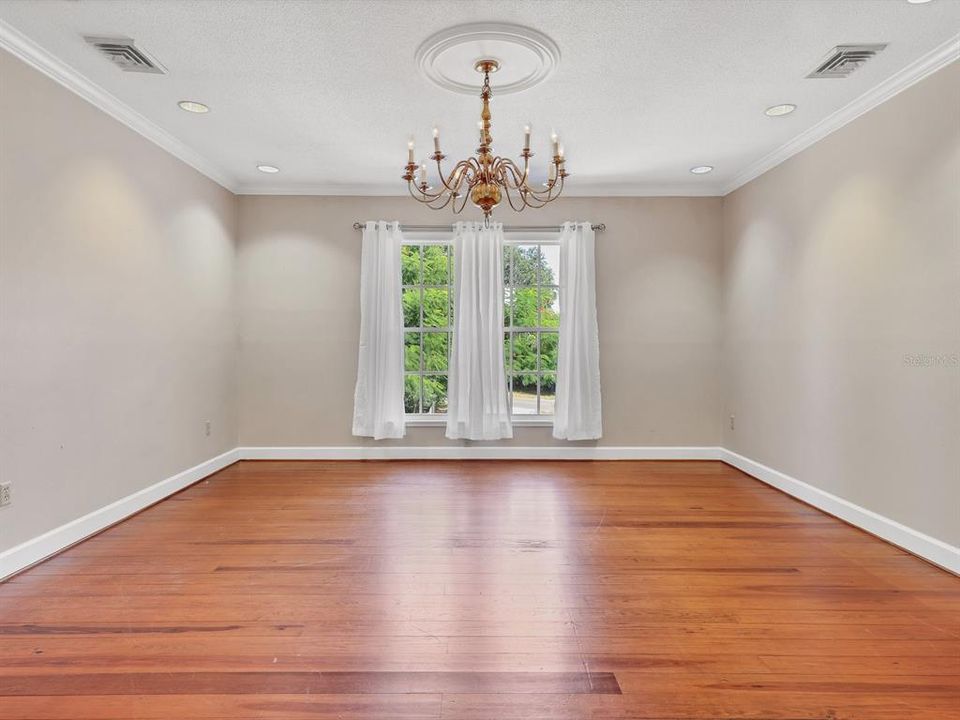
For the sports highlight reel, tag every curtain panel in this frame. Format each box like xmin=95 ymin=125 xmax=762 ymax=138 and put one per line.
xmin=445 ymin=221 xmax=513 ymax=440
xmin=553 ymin=222 xmax=603 ymax=440
xmin=352 ymin=221 xmax=406 ymax=439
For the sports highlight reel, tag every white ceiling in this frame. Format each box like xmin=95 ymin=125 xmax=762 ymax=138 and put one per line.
xmin=1 ymin=0 xmax=958 ymax=196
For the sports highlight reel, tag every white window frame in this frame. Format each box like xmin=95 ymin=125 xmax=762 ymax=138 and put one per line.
xmin=402 ymin=230 xmax=558 ymax=427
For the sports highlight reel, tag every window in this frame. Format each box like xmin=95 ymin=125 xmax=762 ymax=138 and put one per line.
xmin=503 ymin=241 xmax=560 ymax=416
xmin=402 ymin=243 xmax=452 ymax=415
xmin=401 ymin=234 xmax=561 ymax=421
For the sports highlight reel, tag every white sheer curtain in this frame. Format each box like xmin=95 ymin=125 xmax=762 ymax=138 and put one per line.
xmin=446 ymin=221 xmax=513 ymax=440
xmin=352 ymin=221 xmax=406 ymax=439
xmin=554 ymin=222 xmax=603 ymax=440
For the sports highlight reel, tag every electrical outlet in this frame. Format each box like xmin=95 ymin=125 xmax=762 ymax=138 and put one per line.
xmin=729 ymin=414 xmax=736 ymax=431
xmin=204 ymin=420 xmax=212 ymax=437
xmin=0 ymin=482 xmax=11 ymax=508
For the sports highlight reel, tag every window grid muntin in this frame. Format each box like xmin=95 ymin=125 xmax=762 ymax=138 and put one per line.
xmin=402 ymin=243 xmax=453 ymax=415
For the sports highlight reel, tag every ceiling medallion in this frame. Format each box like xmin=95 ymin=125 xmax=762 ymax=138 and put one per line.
xmin=416 ymin=22 xmax=560 ymax=96
xmin=403 ymin=59 xmax=568 ymax=220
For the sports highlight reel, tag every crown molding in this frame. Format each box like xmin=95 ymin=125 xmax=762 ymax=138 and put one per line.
xmin=723 ymin=33 xmax=960 ymax=196
xmin=234 ymin=181 xmax=724 ymax=197
xmin=0 ymin=19 xmax=237 ymax=192
xmin=235 ymin=182 xmax=418 ymax=196
xmin=564 ymin=182 xmax=723 ymax=198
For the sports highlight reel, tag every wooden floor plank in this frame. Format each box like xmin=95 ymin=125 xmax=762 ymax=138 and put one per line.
xmin=0 ymin=671 xmax=621 ymax=696
xmin=0 ymin=694 xmax=443 ymax=720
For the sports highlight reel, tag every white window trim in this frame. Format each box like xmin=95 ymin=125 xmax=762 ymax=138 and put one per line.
xmin=401 ymin=230 xmax=559 ymax=426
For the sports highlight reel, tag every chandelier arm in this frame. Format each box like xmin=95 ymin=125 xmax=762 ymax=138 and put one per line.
xmin=407 ymin=180 xmax=450 ymax=205
xmin=428 ymin=192 xmax=456 ymax=211
xmin=467 ymin=156 xmax=483 ymax=180
xmin=519 ymin=176 xmax=553 ymax=201
xmin=435 ymin=157 xmax=472 ymax=195
xmin=520 ymin=152 xmax=532 ymax=188
xmin=519 ymin=190 xmax=549 ymax=209
xmin=552 ymin=171 xmax=567 ymax=199
xmin=420 ymin=176 xmax=459 ymax=203
xmin=519 ymin=183 xmax=552 ymax=205
xmin=543 ymin=173 xmax=565 ymax=202
xmin=453 ymin=188 xmax=471 ymax=214
xmin=494 ymin=160 xmax=533 ymax=213
xmin=521 ymin=171 xmax=565 ymax=207
xmin=522 ymin=170 xmax=564 ymax=203
xmin=542 ymin=172 xmax=566 ymax=202
xmin=501 ymin=174 xmax=530 ymax=213
xmin=407 ymin=182 xmax=427 ymax=202
xmin=432 ymin=191 xmax=456 ymax=211
xmin=433 ymin=157 xmax=454 ymax=193
xmin=447 ymin=157 xmax=482 ymax=195
xmin=515 ymin=154 xmax=545 ymax=195
xmin=416 ymin=181 xmax=457 ymax=210
xmin=456 ymin=158 xmax=482 ymax=191
xmin=526 ymin=189 xmax=554 ymax=204
xmin=497 ymin=157 xmax=527 ymax=190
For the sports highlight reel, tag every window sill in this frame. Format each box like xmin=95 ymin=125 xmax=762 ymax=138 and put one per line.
xmin=510 ymin=417 xmax=554 ymax=428
xmin=405 ymin=416 xmax=553 ymax=428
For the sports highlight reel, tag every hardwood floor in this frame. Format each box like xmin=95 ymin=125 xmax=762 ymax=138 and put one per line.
xmin=0 ymin=460 xmax=957 ymax=719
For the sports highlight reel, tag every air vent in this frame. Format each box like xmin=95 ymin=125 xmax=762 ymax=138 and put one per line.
xmin=83 ymin=35 xmax=166 ymax=74
xmin=807 ymin=44 xmax=887 ymax=78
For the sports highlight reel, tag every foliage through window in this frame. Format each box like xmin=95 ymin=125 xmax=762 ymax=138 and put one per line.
xmin=402 ymin=244 xmax=452 ymax=414
xmin=503 ymin=243 xmax=559 ymax=416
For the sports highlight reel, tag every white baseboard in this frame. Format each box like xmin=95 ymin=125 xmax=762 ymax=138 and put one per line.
xmin=719 ymin=449 xmax=959 ymax=575
xmin=0 ymin=448 xmax=240 ymax=581
xmin=237 ymin=445 xmax=723 ymax=461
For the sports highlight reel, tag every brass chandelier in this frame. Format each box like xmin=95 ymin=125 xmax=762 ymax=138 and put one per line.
xmin=403 ymin=59 xmax=568 ymax=220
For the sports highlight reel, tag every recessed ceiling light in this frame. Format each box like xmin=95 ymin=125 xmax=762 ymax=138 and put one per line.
xmin=178 ymin=100 xmax=209 ymax=113
xmin=257 ymin=164 xmax=280 ymax=174
xmin=690 ymin=165 xmax=713 ymax=175
xmin=906 ymin=0 xmax=934 ymax=4
xmin=765 ymin=103 xmax=797 ymax=117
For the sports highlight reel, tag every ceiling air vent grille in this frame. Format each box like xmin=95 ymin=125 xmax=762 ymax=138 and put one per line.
xmin=807 ymin=44 xmax=887 ymax=78
xmin=83 ymin=35 xmax=166 ymax=74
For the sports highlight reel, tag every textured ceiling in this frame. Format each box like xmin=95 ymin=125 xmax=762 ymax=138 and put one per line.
xmin=0 ymin=0 xmax=958 ymax=195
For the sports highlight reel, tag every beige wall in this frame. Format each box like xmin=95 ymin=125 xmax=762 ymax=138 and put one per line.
xmin=237 ymin=196 xmax=724 ymax=447
xmin=722 ymin=61 xmax=960 ymax=545
xmin=0 ymin=50 xmax=238 ymax=552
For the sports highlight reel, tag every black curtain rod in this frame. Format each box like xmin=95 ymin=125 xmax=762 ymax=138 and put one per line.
xmin=352 ymin=222 xmax=605 ymax=232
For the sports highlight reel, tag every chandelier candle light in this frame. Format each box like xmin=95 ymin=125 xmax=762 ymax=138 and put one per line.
xmin=403 ymin=59 xmax=568 ymax=220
